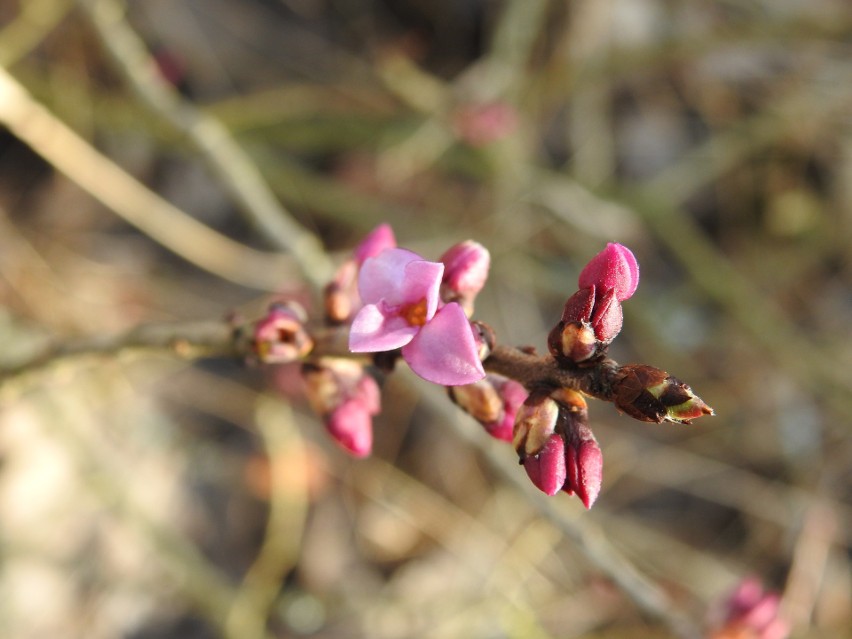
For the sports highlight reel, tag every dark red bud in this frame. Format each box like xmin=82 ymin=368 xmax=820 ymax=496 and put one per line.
xmin=589 ymin=288 xmax=623 ymax=343
xmin=561 ymin=287 xmax=595 ymax=324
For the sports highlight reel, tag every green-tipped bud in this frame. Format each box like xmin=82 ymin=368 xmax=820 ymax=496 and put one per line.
xmin=613 ymin=364 xmax=714 ymax=424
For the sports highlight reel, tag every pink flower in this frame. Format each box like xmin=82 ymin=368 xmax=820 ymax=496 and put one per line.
xmin=709 ymin=578 xmax=790 ymax=639
xmin=349 ymin=248 xmax=485 ymax=386
xmin=578 ymin=242 xmax=639 ymax=302
xmin=523 ymin=434 xmax=567 ymax=496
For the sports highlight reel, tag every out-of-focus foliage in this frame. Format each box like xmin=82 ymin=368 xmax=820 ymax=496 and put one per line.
xmin=0 ymin=0 xmax=850 ymax=637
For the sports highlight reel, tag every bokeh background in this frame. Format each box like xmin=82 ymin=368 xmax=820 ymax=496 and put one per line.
xmin=0 ymin=0 xmax=850 ymax=637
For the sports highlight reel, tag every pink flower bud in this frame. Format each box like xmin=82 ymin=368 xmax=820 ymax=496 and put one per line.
xmin=488 ymin=377 xmax=527 ymax=442
xmin=302 ymin=359 xmax=381 ymax=457
xmin=564 ymin=422 xmax=603 ymax=509
xmin=324 ymin=259 xmax=359 ymax=324
xmin=523 ymin=434 xmax=567 ymax=496
xmin=353 ymin=223 xmax=396 ymax=265
xmin=439 ymin=240 xmax=490 ymax=316
xmin=578 ymin=243 xmax=639 ymax=302
xmin=252 ymin=303 xmax=313 ymax=364
xmin=326 ymin=399 xmax=373 ymax=458
xmin=589 ymin=287 xmax=623 ymax=343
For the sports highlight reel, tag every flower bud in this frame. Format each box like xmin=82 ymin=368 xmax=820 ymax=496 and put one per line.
xmin=548 ymin=321 xmax=597 ymax=363
xmin=523 ymin=434 xmax=567 ymax=496
xmin=324 ymin=259 xmax=359 ymax=324
xmin=578 ymin=243 xmax=639 ymax=302
xmin=489 ymin=377 xmax=527 ymax=442
xmin=252 ymin=303 xmax=313 ymax=363
xmin=439 ymin=240 xmax=490 ymax=317
xmin=563 ymin=420 xmax=603 ymax=509
xmin=302 ymin=358 xmax=381 ymax=457
xmin=614 ymin=364 xmax=714 ymax=424
xmin=589 ymin=287 xmax=623 ymax=343
xmin=448 ymin=379 xmax=504 ymax=425
xmin=513 ymin=389 xmax=560 ymax=458
xmin=354 ymin=223 xmax=396 ymax=265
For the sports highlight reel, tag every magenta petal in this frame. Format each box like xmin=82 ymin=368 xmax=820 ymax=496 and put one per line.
xmin=578 ymin=243 xmax=640 ymax=302
xmin=349 ymin=303 xmax=418 ymax=352
xmin=401 ymin=303 xmax=485 ymax=385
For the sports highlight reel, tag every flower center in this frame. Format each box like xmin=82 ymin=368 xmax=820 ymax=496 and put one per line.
xmin=401 ymin=298 xmax=428 ymax=326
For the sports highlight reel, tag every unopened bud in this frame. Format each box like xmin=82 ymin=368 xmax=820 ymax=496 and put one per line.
xmin=302 ymin=358 xmax=381 ymax=457
xmin=448 ymin=379 xmax=504 ymax=425
xmin=439 ymin=240 xmax=490 ymax=316
xmin=548 ymin=321 xmax=597 ymax=363
xmin=523 ymin=434 xmax=567 ymax=496
xmin=614 ymin=364 xmax=714 ymax=424
xmin=589 ymin=287 xmax=623 ymax=343
xmin=578 ymin=243 xmax=640 ymax=302
xmin=324 ymin=260 xmax=359 ymax=324
xmin=563 ymin=420 xmax=603 ymax=509
xmin=354 ymin=223 xmax=396 ymax=265
xmin=252 ymin=303 xmax=313 ymax=363
xmin=513 ymin=389 xmax=560 ymax=458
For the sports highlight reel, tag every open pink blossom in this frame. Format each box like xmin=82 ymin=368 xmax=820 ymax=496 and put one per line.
xmin=349 ymin=248 xmax=485 ymax=386
xmin=578 ymin=243 xmax=640 ymax=302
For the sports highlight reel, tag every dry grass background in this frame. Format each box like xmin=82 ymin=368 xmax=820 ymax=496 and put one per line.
xmin=0 ymin=1 xmax=850 ymax=637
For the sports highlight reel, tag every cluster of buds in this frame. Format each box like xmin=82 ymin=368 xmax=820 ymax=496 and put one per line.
xmin=512 ymin=388 xmax=603 ymax=507
xmin=548 ymin=243 xmax=639 ymax=365
xmin=246 ymin=225 xmax=713 ymax=507
xmin=707 ymin=578 xmax=789 ymax=639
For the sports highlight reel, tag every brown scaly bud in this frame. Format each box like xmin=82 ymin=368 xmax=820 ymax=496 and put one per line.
xmin=450 ymin=374 xmax=527 ymax=442
xmin=513 ymin=388 xmax=560 ymax=458
xmin=252 ymin=302 xmax=313 ymax=364
xmin=548 ymin=321 xmax=598 ymax=364
xmin=324 ymin=259 xmax=359 ymax=324
xmin=613 ymin=364 xmax=714 ymax=424
xmin=448 ymin=378 xmax=504 ymax=425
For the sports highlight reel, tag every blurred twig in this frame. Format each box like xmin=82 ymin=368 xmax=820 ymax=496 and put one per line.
xmin=0 ymin=66 xmax=297 ymax=290
xmin=75 ymin=0 xmax=333 ymax=289
xmin=0 ymin=0 xmax=72 ymax=68
xmin=225 ymin=399 xmax=308 ymax=639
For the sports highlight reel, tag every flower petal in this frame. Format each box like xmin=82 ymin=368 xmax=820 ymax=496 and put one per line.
xmin=399 ymin=259 xmax=444 ymax=319
xmin=349 ymin=303 xmax=418 ymax=352
xmin=401 ymin=303 xmax=485 ymax=385
xmin=358 ymin=248 xmax=423 ymax=306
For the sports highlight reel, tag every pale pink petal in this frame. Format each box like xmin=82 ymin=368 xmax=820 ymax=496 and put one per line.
xmin=399 ymin=259 xmax=444 ymax=319
xmin=354 ymin=223 xmax=397 ymax=265
xmin=358 ymin=248 xmax=423 ymax=305
xmin=401 ymin=303 xmax=485 ymax=385
xmin=349 ymin=303 xmax=418 ymax=352
xmin=578 ymin=243 xmax=640 ymax=301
